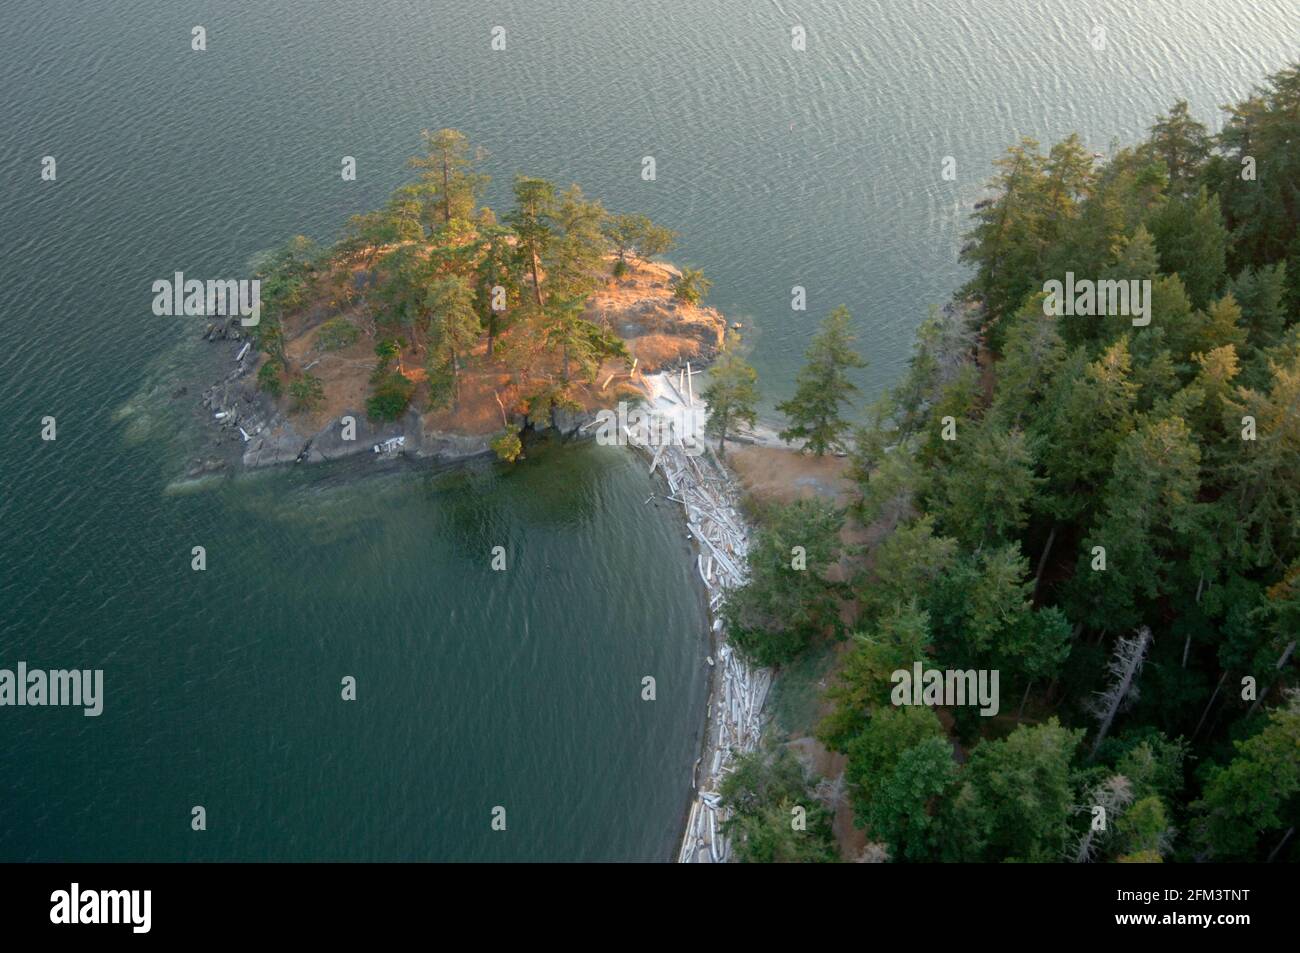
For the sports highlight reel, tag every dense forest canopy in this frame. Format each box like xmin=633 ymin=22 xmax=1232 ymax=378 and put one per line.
xmin=723 ymin=64 xmax=1300 ymax=863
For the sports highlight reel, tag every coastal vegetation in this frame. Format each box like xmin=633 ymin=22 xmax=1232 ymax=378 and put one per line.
xmin=721 ymin=64 xmax=1300 ymax=863
xmin=723 ymin=497 xmax=845 ymax=666
xmin=245 ymin=129 xmax=716 ymax=458
xmin=229 ymin=78 xmax=1300 ymax=864
xmin=777 ymin=305 xmax=867 ymax=455
xmin=720 ymin=745 xmax=838 ymax=862
xmin=701 ymin=331 xmax=760 ymax=454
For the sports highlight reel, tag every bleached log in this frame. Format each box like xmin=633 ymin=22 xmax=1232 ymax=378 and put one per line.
xmin=633 ymin=374 xmax=768 ymax=864
xmin=688 ymin=523 xmax=744 ymax=580
xmin=662 ymin=374 xmax=687 ymax=406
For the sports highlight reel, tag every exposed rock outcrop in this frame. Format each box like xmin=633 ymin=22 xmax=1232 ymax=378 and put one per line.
xmin=192 ymin=256 xmax=726 ymax=473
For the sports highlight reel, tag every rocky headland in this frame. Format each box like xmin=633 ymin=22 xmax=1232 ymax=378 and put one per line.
xmin=187 ymin=257 xmax=728 ymax=477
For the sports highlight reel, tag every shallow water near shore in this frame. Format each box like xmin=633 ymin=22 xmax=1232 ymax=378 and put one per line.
xmin=2 ymin=0 xmax=1296 ymax=860
xmin=3 ymin=412 xmax=711 ymax=860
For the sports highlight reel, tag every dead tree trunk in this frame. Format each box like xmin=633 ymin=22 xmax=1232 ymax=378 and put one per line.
xmin=1032 ymin=524 xmax=1057 ymax=600
xmin=1193 ymin=670 xmax=1229 ymax=741
xmin=1267 ymin=826 xmax=1295 ymax=863
xmin=1248 ymin=640 xmax=1297 ymax=717
xmin=1017 ymin=682 xmax=1033 ymax=722
xmin=1183 ymin=574 xmax=1205 ymax=668
xmin=1088 ymin=627 xmax=1153 ymax=760
xmin=1074 ymin=775 xmax=1134 ymax=863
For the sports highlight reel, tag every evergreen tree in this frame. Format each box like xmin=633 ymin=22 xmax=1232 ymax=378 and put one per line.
xmin=1040 ymin=133 xmax=1097 ymax=247
xmin=603 ymin=213 xmax=676 ymax=270
xmin=545 ymin=184 xmax=608 ymax=301
xmin=1113 ymin=795 xmax=1174 ymax=861
xmin=863 ymin=736 xmax=958 ymax=862
xmin=1224 ymin=348 xmax=1300 ymax=569
xmin=534 ymin=294 xmax=626 ymax=386
xmin=1192 ymin=692 xmax=1300 ymax=860
xmin=1141 ymin=100 xmax=1211 ymax=197
xmin=961 ymin=138 xmax=1050 ymax=325
xmin=673 ymin=266 xmax=712 ymax=305
xmin=777 ymin=306 xmax=868 ymax=456
xmin=723 ymin=498 xmax=844 ymax=665
xmin=701 ymin=331 xmax=759 ymax=453
xmin=1231 ymin=263 xmax=1289 ymax=349
xmin=819 ymin=600 xmax=934 ymax=752
xmin=856 ymin=516 xmax=958 ymax=626
xmin=425 ymin=275 xmax=481 ymax=406
xmin=946 ymin=719 xmax=1084 ymax=862
xmin=507 ymin=176 xmax=558 ymax=308
xmin=929 ymin=423 xmax=1040 ymax=549
xmin=473 ymin=223 xmax=521 ymax=356
xmin=407 ymin=128 xmax=488 ymax=229
xmin=1148 ymin=186 xmax=1230 ymax=309
xmin=842 ymin=706 xmax=945 ymax=824
xmin=1215 ymin=65 xmax=1300 ymax=270
xmin=1031 ymin=339 xmax=1139 ymax=526
xmin=1070 ymin=416 xmax=1205 ymax=631
xmin=720 ymin=746 xmax=838 ymax=863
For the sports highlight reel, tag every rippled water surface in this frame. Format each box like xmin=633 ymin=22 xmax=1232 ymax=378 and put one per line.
xmin=1 ymin=0 xmax=1294 ymax=859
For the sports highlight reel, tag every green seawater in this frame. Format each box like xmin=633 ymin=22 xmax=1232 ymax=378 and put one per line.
xmin=2 ymin=0 xmax=1295 ymax=859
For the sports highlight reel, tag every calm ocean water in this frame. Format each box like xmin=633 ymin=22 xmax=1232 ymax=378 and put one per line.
xmin=1 ymin=0 xmax=1295 ymax=859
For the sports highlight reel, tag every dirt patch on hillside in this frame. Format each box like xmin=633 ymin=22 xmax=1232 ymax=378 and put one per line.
xmin=728 ymin=445 xmax=855 ymax=507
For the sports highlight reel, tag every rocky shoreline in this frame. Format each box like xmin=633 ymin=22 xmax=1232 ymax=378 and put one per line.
xmin=190 ymin=315 xmax=496 ymax=475
xmin=184 ymin=258 xmax=729 ymax=481
xmin=190 ymin=317 xmax=714 ymax=477
xmin=190 ymin=322 xmax=646 ymax=483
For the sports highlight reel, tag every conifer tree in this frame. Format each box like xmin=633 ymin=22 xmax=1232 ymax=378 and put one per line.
xmin=702 ymin=331 xmax=759 ymax=454
xmin=603 ymin=213 xmax=676 ymax=270
xmin=508 ymin=176 xmax=558 ymax=308
xmin=946 ymin=719 xmax=1083 ymax=863
xmin=673 ymin=267 xmax=712 ymax=305
xmin=1192 ymin=692 xmax=1300 ymax=860
xmin=1142 ymin=100 xmax=1211 ymax=196
xmin=407 ymin=128 xmax=488 ymax=229
xmin=723 ymin=498 xmax=844 ymax=666
xmin=1148 ymin=186 xmax=1230 ymax=309
xmin=545 ymin=184 xmax=608 ymax=301
xmin=425 ymin=275 xmax=481 ymax=406
xmin=961 ymin=138 xmax=1049 ymax=324
xmin=778 ymin=306 xmax=867 ymax=456
xmin=719 ymin=747 xmax=838 ymax=863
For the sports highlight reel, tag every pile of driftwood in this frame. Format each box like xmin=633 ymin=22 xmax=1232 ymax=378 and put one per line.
xmin=626 ymin=369 xmax=772 ymax=863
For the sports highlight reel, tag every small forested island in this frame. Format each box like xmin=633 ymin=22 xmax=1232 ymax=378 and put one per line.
xmin=197 ymin=129 xmax=727 ymax=468
xmin=713 ymin=64 xmax=1300 ymax=863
